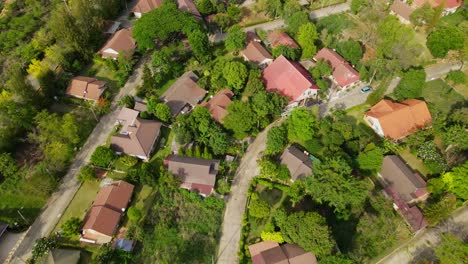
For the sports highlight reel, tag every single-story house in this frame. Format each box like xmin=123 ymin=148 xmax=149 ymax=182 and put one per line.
xmin=364 ymin=99 xmax=432 ymax=140
xmin=80 ymin=205 xmax=121 ymax=244
xmin=92 ymin=181 xmax=135 ymax=213
xmin=110 ymin=107 xmax=162 ymax=161
xmin=267 ymin=31 xmax=300 ymax=49
xmin=80 ymin=181 xmax=135 ymax=244
xmin=133 ymin=0 xmax=201 ymax=19
xmin=65 ymin=76 xmax=106 ymax=102
xmin=390 ymin=1 xmax=415 ymax=24
xmin=160 ymin=71 xmax=207 ymax=117
xmin=280 ymin=145 xmax=313 ymax=181
xmin=241 ymin=41 xmax=273 ymax=67
xmin=314 ymin=48 xmax=360 ymax=89
xmin=248 ymin=241 xmax=317 ymax=264
xmin=165 ymin=155 xmax=220 ymax=196
xmin=263 ymin=55 xmax=319 ymax=109
xmin=132 ymin=0 xmax=163 ymax=18
xmin=413 ymin=0 xmax=462 ymax=15
xmin=200 ymin=89 xmax=234 ymax=124
xmin=379 ymin=155 xmax=429 ymax=231
xmin=98 ymin=28 xmax=136 ymax=60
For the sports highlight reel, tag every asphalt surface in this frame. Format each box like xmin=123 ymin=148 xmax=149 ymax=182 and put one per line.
xmin=7 ymin=58 xmax=145 ymax=264
xmin=216 ymin=120 xmax=284 ymax=264
xmin=425 ymin=61 xmax=463 ymax=81
xmin=376 ymin=205 xmax=468 ymax=264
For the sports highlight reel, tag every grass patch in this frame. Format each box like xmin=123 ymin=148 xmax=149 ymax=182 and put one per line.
xmin=440 ymin=8 xmax=467 ymax=26
xmin=151 ymin=126 xmax=174 ymax=161
xmin=345 ymin=103 xmax=369 ymax=123
xmin=106 ymin=170 xmax=127 ymax=180
xmin=309 ymin=0 xmax=346 ymax=10
xmin=156 ymin=78 xmax=177 ymax=97
xmin=422 ymin=79 xmax=464 ymax=114
xmin=53 ymin=180 xmax=101 ymax=233
xmin=398 ymin=148 xmax=429 ymax=177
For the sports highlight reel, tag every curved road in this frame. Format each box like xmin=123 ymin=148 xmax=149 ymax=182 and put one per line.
xmin=216 ymin=120 xmax=283 ymax=264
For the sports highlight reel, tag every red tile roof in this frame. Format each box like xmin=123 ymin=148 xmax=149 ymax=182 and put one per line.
xmin=365 ymin=99 xmax=432 ymax=140
xmin=65 ymin=76 xmax=106 ymax=101
xmin=314 ymin=48 xmax=360 ymax=87
xmin=200 ymin=89 xmax=234 ymax=124
xmin=263 ymin=55 xmax=318 ymax=103
xmin=413 ymin=0 xmax=462 ymax=8
xmin=267 ymin=31 xmax=300 ymax=49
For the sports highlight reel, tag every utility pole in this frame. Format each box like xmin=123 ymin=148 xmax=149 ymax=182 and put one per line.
xmin=17 ymin=207 xmax=27 ymax=223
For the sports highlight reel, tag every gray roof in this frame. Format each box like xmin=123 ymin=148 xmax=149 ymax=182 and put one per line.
xmin=379 ymin=155 xmax=427 ymax=203
xmin=280 ymin=146 xmax=313 ymax=181
xmin=167 ymin=155 xmax=219 ymax=186
xmin=43 ymin=249 xmax=81 ymax=264
xmin=160 ymin=72 xmax=207 ymax=116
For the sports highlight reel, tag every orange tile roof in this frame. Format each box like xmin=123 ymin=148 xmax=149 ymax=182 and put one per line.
xmin=366 ymin=99 xmax=432 ymax=140
xmin=200 ymin=89 xmax=234 ymax=123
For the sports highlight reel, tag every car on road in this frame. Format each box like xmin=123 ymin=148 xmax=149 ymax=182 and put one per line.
xmin=360 ymin=86 xmax=372 ymax=93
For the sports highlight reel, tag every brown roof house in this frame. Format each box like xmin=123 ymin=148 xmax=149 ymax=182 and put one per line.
xmin=160 ymin=71 xmax=207 ymax=117
xmin=166 ymin=155 xmax=220 ymax=196
xmin=248 ymin=241 xmax=317 ymax=264
xmin=98 ymin=28 xmax=136 ymax=60
xmin=379 ymin=156 xmax=429 ymax=232
xmin=200 ymin=89 xmax=234 ymax=124
xmin=267 ymin=31 xmax=300 ymax=49
xmin=390 ymin=1 xmax=415 ymax=24
xmin=80 ymin=181 xmax=135 ymax=245
xmin=110 ymin=107 xmax=162 ymax=161
xmin=241 ymin=41 xmax=273 ymax=67
xmin=65 ymin=76 xmax=106 ymax=102
xmin=364 ymin=99 xmax=432 ymax=140
xmin=132 ymin=0 xmax=163 ymax=18
xmin=280 ymin=146 xmax=313 ymax=181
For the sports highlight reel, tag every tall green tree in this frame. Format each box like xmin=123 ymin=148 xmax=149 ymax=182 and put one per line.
xmin=188 ymin=29 xmax=210 ymax=61
xmin=427 ymin=26 xmax=464 ymax=58
xmin=356 ymin=144 xmax=384 ymax=173
xmin=223 ymin=101 xmax=257 ymax=139
xmin=336 ymin=40 xmax=362 ymax=65
xmin=285 ymin=11 xmax=309 ymax=35
xmin=287 ymin=108 xmax=316 ymax=144
xmin=297 ymin=23 xmax=318 ymax=58
xmin=275 ymin=210 xmax=334 ymax=257
xmin=265 ymin=125 xmax=288 ymax=155
xmin=225 ymin=25 xmax=246 ymax=52
xmin=222 ymin=61 xmax=248 ymax=90
xmin=393 ymin=69 xmax=426 ymax=100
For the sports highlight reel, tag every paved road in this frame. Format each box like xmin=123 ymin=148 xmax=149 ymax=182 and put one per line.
xmin=425 ymin=61 xmax=463 ymax=81
xmin=376 ymin=205 xmax=468 ymax=264
xmin=210 ymin=2 xmax=351 ymax=43
xmin=7 ymin=58 xmax=145 ymax=264
xmin=216 ymin=120 xmax=283 ymax=264
xmin=0 ymin=232 xmax=24 ymax=264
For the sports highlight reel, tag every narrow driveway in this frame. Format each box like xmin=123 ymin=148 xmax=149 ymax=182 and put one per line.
xmin=216 ymin=120 xmax=283 ymax=264
xmin=7 ymin=58 xmax=146 ymax=264
xmin=376 ymin=205 xmax=468 ymax=264
xmin=425 ymin=61 xmax=463 ymax=81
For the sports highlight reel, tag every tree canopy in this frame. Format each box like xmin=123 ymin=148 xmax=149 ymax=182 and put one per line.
xmin=393 ymin=69 xmax=426 ymax=101
xmin=297 ymin=23 xmax=318 ymax=58
xmin=225 ymin=25 xmax=246 ymax=52
xmin=222 ymin=61 xmax=248 ymax=90
xmin=427 ymin=26 xmax=464 ymax=58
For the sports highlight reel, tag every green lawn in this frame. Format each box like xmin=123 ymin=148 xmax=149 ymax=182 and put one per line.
xmin=345 ymin=103 xmax=370 ymax=124
xmin=53 ymin=181 xmax=101 ymax=233
xmin=440 ymin=8 xmax=467 ymax=26
xmin=151 ymin=126 xmax=174 ymax=162
xmin=422 ymin=79 xmax=464 ymax=114
xmin=398 ymin=148 xmax=429 ymax=178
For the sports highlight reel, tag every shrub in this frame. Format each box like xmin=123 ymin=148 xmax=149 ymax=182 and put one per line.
xmin=90 ymin=146 xmax=117 ymax=168
xmin=446 ymin=71 xmax=466 ymax=85
xmin=127 ymin=206 xmax=142 ymax=222
xmin=261 ymin=231 xmax=285 ymax=243
xmin=216 ymin=178 xmax=231 ymax=195
xmin=61 ymin=217 xmax=82 ymax=238
xmin=249 ymin=198 xmax=270 ymax=218
xmin=77 ymin=165 xmax=95 ymax=182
